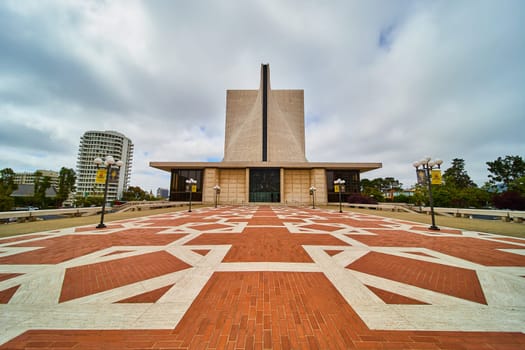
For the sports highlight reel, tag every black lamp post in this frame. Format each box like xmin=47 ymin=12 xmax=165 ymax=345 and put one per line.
xmin=94 ymin=156 xmax=123 ymax=229
xmin=334 ymin=178 xmax=345 ymax=213
xmin=213 ymin=185 xmax=221 ymax=208
xmin=186 ymin=178 xmax=197 ymax=212
xmin=309 ymin=186 xmax=317 ymax=209
xmin=413 ymin=156 xmax=443 ymax=231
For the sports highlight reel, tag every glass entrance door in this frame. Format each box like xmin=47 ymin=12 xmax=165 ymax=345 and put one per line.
xmin=249 ymin=168 xmax=280 ymax=202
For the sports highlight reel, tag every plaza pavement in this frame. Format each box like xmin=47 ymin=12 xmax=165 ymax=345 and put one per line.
xmin=0 ymin=205 xmax=524 ymax=349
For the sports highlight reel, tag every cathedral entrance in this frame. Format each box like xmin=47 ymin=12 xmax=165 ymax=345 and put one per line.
xmin=249 ymin=168 xmax=280 ymax=202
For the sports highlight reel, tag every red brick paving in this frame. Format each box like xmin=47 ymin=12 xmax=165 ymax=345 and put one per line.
xmin=0 ymin=272 xmax=22 ymax=282
xmin=348 ymin=229 xmax=525 ymax=266
xmin=101 ymin=249 xmax=133 ymax=257
xmin=0 ymin=285 xmax=19 ymax=303
xmin=0 ymin=229 xmax=186 ymax=264
xmin=325 ymin=249 xmax=345 ymax=256
xmin=116 ymin=284 xmax=174 ymax=303
xmin=143 ymin=218 xmax=218 ymax=226
xmin=1 ymin=206 xmax=524 ymax=349
xmin=4 ymin=272 xmax=525 ymax=349
xmin=59 ymin=251 xmax=191 ymax=302
xmin=193 ymin=249 xmax=211 ymax=256
xmin=333 ymin=218 xmax=391 ymax=228
xmin=185 ymin=227 xmax=349 ymax=262
xmin=347 ymin=251 xmax=487 ymax=304
xmin=0 ymin=234 xmax=49 ymax=244
xmin=303 ymin=223 xmax=344 ymax=232
xmin=402 ymin=251 xmax=436 ymax=258
xmin=496 ymin=237 xmax=525 ymax=244
xmin=365 ymin=285 xmax=429 ymax=305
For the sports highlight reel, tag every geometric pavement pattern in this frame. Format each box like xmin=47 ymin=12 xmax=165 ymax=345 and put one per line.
xmin=0 ymin=205 xmax=524 ymax=349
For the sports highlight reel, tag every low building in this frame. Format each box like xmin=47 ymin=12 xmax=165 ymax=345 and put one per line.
xmin=156 ymin=188 xmax=169 ymax=199
xmin=11 ymin=184 xmax=57 ymax=199
xmin=14 ymin=170 xmax=59 ymax=187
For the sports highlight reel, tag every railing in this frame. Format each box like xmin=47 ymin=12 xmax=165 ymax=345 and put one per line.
xmin=0 ymin=201 xmax=193 ymax=222
xmin=343 ymin=203 xmax=417 ymax=213
xmin=342 ymin=203 xmax=525 ymax=223
xmin=0 ymin=207 xmax=102 ymax=222
xmin=418 ymin=207 xmax=525 ymax=223
xmin=114 ymin=201 xmax=190 ymax=212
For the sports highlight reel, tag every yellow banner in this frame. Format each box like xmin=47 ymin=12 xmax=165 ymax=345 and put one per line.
xmin=334 ymin=185 xmax=340 ymax=193
xmin=95 ymin=169 xmax=107 ymax=184
xmin=191 ymin=185 xmax=197 ymax=193
xmin=431 ymin=169 xmax=442 ymax=185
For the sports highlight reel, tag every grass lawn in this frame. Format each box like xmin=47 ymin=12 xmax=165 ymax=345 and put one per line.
xmin=341 ymin=207 xmax=525 ymax=238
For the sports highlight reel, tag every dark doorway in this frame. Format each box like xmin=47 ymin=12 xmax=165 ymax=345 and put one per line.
xmin=249 ymin=168 xmax=280 ymax=202
xmin=169 ymin=169 xmax=203 ymax=202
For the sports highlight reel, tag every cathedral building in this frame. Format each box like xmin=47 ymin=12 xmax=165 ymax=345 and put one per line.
xmin=150 ymin=64 xmax=381 ymax=205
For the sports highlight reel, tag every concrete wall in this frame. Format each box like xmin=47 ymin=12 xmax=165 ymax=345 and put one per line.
xmin=310 ymin=168 xmax=328 ymax=205
xmin=223 ymin=65 xmax=306 ymax=162
xmin=268 ymin=90 xmax=306 ymax=162
xmin=283 ymin=169 xmax=310 ymax=205
xmin=217 ymin=169 xmax=247 ymax=204
xmin=224 ymin=90 xmax=261 ymax=161
xmin=201 ymin=167 xmax=329 ymax=206
xmin=202 ymin=168 xmax=219 ymax=204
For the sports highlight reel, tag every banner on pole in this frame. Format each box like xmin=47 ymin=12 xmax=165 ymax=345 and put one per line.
xmin=108 ymin=168 xmax=120 ymax=183
xmin=95 ymin=169 xmax=107 ymax=184
xmin=416 ymin=169 xmax=426 ymax=185
xmin=431 ymin=169 xmax=442 ymax=185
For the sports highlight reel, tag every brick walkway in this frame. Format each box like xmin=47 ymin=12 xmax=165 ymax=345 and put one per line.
xmin=0 ymin=206 xmax=524 ymax=349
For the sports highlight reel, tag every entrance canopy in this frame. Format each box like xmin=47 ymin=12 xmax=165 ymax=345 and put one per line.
xmin=149 ymin=161 xmax=382 ymax=172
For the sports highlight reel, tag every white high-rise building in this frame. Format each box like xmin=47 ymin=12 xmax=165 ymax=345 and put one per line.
xmin=75 ymin=130 xmax=134 ymax=201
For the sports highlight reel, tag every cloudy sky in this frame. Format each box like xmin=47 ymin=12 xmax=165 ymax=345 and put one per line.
xmin=1 ymin=0 xmax=524 ymax=192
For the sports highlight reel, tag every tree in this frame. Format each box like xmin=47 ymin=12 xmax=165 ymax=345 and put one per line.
xmin=122 ymin=186 xmax=156 ymax=201
xmin=56 ymin=167 xmax=76 ymax=205
xmin=443 ymin=158 xmax=476 ymax=188
xmin=74 ymin=195 xmax=104 ymax=207
xmin=486 ymin=156 xmax=525 ymax=209
xmin=493 ymin=191 xmax=525 ymax=210
xmin=0 ymin=168 xmax=18 ymax=211
xmin=360 ymin=179 xmax=384 ymax=202
xmin=508 ymin=176 xmax=525 ymax=194
xmin=33 ymin=171 xmax=51 ymax=208
xmin=433 ymin=158 xmax=492 ymax=208
xmin=486 ymin=155 xmax=525 ymax=189
xmin=361 ymin=177 xmax=405 ymax=202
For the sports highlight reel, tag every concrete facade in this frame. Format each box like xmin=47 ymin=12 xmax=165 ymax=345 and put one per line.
xmin=151 ymin=64 xmax=381 ymax=205
xmin=224 ymin=65 xmax=305 ymax=162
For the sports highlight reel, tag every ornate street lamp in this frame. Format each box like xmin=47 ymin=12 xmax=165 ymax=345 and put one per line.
xmin=213 ymin=184 xmax=221 ymax=208
xmin=309 ymin=186 xmax=317 ymax=209
xmin=334 ymin=178 xmax=346 ymax=213
xmin=94 ymin=156 xmax=123 ymax=229
xmin=186 ymin=178 xmax=197 ymax=212
xmin=413 ymin=156 xmax=443 ymax=231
